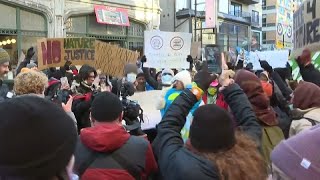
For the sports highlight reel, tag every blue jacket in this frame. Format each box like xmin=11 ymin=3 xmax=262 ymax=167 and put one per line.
xmin=160 ymin=88 xmax=200 ymax=117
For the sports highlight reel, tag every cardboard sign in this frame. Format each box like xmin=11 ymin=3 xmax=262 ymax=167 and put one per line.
xmin=292 ymin=0 xmax=319 ymax=57
xmin=190 ymin=42 xmax=201 ymax=59
xmin=144 ymin=31 xmax=192 ymax=69
xmin=94 ymin=41 xmax=139 ymax=77
xmin=248 ymin=50 xmax=289 ymax=70
xmin=37 ymin=38 xmax=95 ymax=70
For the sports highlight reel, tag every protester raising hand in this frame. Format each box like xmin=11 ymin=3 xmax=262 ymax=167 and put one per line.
xmin=62 ymin=95 xmax=73 ymax=113
xmin=194 ymin=62 xmax=217 ymax=91
xmin=219 ymin=70 xmax=235 ymax=91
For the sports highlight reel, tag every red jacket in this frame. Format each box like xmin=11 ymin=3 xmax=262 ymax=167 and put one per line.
xmin=74 ymin=124 xmax=158 ymax=180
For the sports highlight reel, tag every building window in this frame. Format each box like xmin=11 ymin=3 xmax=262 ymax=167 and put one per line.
xmin=230 ymin=2 xmax=242 ymax=17
xmin=262 ymin=15 xmax=266 ymax=27
xmin=262 ymin=32 xmax=266 ymax=44
xmin=252 ymin=10 xmax=259 ymax=25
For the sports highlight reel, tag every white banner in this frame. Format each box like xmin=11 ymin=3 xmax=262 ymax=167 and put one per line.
xmin=128 ymin=90 xmax=162 ymax=130
xmin=144 ymin=31 xmax=192 ymax=69
xmin=248 ymin=50 xmax=289 ymax=70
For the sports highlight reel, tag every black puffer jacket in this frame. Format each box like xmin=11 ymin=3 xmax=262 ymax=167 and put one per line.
xmin=152 ymin=84 xmax=262 ymax=180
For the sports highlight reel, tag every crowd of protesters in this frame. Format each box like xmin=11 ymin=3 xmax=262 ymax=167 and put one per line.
xmin=0 ymin=45 xmax=319 ymax=180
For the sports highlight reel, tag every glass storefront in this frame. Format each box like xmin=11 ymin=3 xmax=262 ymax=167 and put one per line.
xmin=66 ymin=14 xmax=145 ymax=55
xmin=218 ymin=21 xmax=249 ymax=52
xmin=0 ymin=3 xmax=47 ymax=67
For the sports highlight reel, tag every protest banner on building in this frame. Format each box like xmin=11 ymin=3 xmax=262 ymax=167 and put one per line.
xmin=292 ymin=0 xmax=319 ymax=57
xmin=37 ymin=38 xmax=95 ymax=70
xmin=94 ymin=41 xmax=139 ymax=77
xmin=144 ymin=31 xmax=192 ymax=69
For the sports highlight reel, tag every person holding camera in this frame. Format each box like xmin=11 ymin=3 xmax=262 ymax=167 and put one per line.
xmin=72 ymin=64 xmax=98 ymax=132
xmin=74 ymin=92 xmax=158 ymax=180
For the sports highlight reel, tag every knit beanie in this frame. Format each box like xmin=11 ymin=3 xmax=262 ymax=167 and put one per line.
xmin=0 ymin=48 xmax=10 ymax=64
xmin=91 ymin=92 xmax=123 ymax=122
xmin=0 ymin=95 xmax=77 ymax=177
xmin=172 ymin=70 xmax=192 ymax=88
xmin=271 ymin=125 xmax=320 ymax=179
xmin=190 ymin=104 xmax=235 ymax=152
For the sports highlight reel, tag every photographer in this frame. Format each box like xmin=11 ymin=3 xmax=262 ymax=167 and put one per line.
xmin=72 ymin=64 xmax=97 ymax=132
xmin=74 ymin=92 xmax=158 ymax=179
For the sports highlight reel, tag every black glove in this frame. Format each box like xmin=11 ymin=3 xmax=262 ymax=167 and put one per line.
xmin=194 ymin=69 xmax=217 ymax=91
xmin=26 ymin=47 xmax=35 ymax=61
xmin=259 ymin=60 xmax=273 ymax=73
xmin=187 ymin=55 xmax=194 ymax=70
xmin=141 ymin=55 xmax=147 ymax=63
xmin=186 ymin=55 xmax=193 ymax=63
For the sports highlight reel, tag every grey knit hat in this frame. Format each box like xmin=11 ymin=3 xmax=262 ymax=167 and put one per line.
xmin=0 ymin=48 xmax=10 ymax=65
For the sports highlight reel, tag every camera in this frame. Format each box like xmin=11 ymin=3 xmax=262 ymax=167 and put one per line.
xmin=120 ymin=82 xmax=145 ymax=136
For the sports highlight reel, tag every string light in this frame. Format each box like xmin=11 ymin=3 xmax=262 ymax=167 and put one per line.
xmin=2 ymin=41 xmax=7 ymax=45
xmin=6 ymin=40 xmax=11 ymax=44
xmin=11 ymin=39 xmax=16 ymax=44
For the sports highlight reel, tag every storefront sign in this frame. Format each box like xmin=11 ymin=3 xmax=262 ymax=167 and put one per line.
xmin=93 ymin=41 xmax=139 ymax=77
xmin=292 ymin=0 xmax=319 ymax=57
xmin=94 ymin=5 xmax=130 ymax=27
xmin=37 ymin=38 xmax=95 ymax=70
xmin=144 ymin=31 xmax=192 ymax=69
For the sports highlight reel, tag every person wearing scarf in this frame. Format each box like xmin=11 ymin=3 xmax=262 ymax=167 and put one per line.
xmin=234 ymin=69 xmax=284 ymax=168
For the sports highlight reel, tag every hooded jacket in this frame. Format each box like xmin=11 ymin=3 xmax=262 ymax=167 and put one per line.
xmin=152 ymin=84 xmax=262 ymax=179
xmin=74 ymin=124 xmax=157 ymax=180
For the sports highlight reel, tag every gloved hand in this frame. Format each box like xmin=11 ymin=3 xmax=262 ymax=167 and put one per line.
xmin=26 ymin=47 xmax=35 ymax=61
xmin=194 ymin=69 xmax=217 ymax=91
xmin=187 ymin=55 xmax=194 ymax=71
xmin=259 ymin=60 xmax=273 ymax=73
xmin=141 ymin=55 xmax=147 ymax=63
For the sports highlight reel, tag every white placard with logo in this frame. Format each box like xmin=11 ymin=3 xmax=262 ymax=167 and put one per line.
xmin=144 ymin=31 xmax=192 ymax=69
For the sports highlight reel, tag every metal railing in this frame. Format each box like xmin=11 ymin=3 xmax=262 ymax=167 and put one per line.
xmin=229 ymin=10 xmax=251 ymax=18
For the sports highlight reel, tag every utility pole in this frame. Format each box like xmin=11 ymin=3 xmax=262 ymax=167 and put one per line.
xmin=194 ymin=0 xmax=197 ymax=41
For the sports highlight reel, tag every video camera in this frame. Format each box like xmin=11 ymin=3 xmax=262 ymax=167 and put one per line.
xmin=120 ymin=82 xmax=145 ymax=136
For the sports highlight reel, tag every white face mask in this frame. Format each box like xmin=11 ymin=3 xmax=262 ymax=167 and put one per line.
xmin=126 ymin=73 xmax=137 ymax=83
xmin=161 ymin=75 xmax=173 ymax=85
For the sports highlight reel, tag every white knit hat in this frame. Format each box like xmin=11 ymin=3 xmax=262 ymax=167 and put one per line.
xmin=172 ymin=70 xmax=192 ymax=88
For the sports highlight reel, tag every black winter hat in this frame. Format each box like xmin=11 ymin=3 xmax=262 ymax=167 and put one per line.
xmin=91 ymin=92 xmax=123 ymax=122
xmin=190 ymin=104 xmax=235 ymax=153
xmin=0 ymin=95 xmax=77 ymax=177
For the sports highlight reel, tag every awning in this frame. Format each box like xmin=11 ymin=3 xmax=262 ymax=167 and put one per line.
xmin=94 ymin=5 xmax=130 ymax=27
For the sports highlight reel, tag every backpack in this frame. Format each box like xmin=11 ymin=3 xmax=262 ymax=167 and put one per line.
xmin=76 ymin=141 xmax=141 ymax=180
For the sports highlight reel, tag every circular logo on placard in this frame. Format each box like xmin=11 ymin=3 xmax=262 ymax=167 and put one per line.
xmin=277 ymin=23 xmax=283 ymax=35
xmin=150 ymin=36 xmax=163 ymax=50
xmin=287 ymin=25 xmax=292 ymax=38
xmin=170 ymin=37 xmax=184 ymax=50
